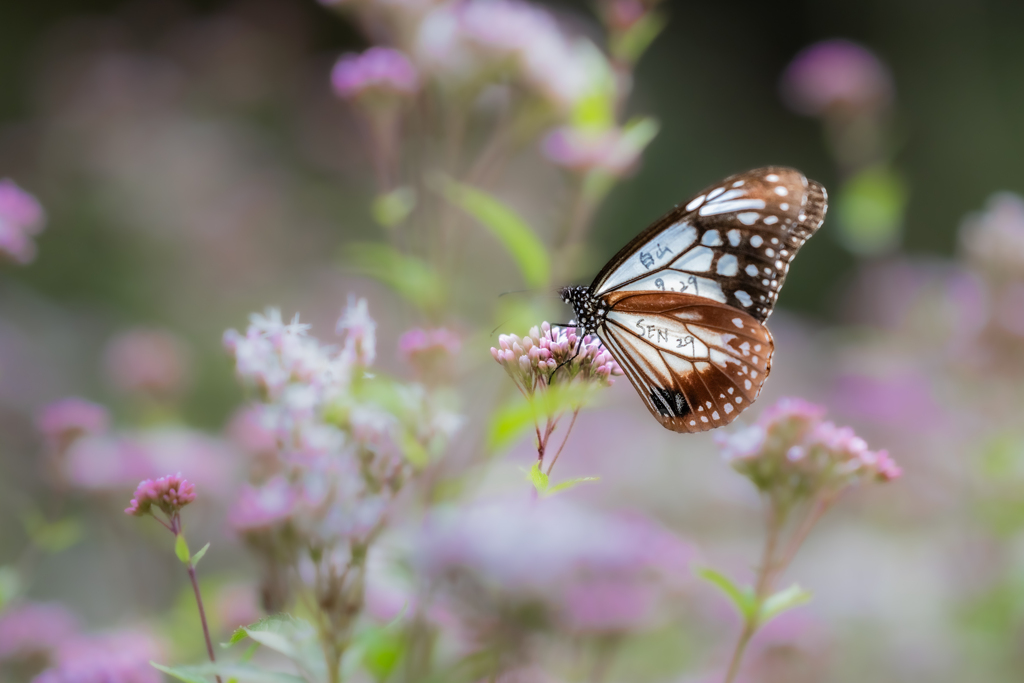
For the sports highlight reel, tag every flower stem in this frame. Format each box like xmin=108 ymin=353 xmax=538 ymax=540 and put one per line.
xmin=187 ymin=563 xmax=222 ymax=683
xmin=722 ymin=501 xmax=785 ymax=683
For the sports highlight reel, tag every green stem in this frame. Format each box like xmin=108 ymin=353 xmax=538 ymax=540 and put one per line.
xmin=186 ymin=562 xmax=222 ymax=683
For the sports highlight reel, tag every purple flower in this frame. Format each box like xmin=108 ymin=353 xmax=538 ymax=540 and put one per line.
xmin=35 ymin=398 xmax=110 ymax=453
xmin=490 ymin=321 xmax=622 ymax=397
xmin=0 ymin=602 xmax=78 ymax=660
xmin=103 ymin=328 xmax=190 ymax=399
xmin=336 ymin=296 xmax=377 ymax=367
xmin=780 ymin=39 xmax=894 ymax=116
xmin=830 ymin=372 xmax=945 ymax=429
xmin=960 ymin=192 xmax=1024 ymax=277
xmin=228 ymin=475 xmax=297 ymax=533
xmin=227 ymin=405 xmax=280 ymax=459
xmin=36 ymin=629 xmax=164 ymax=683
xmin=0 ymin=178 xmax=46 ymax=265
xmin=715 ymin=397 xmax=898 ymax=499
xmin=331 ymin=47 xmax=419 ymax=100
xmin=124 ymin=473 xmax=196 ymax=517
xmin=399 ymin=327 xmax=461 ymax=378
xmin=415 ymin=498 xmax=692 ymax=633
xmin=541 ymin=126 xmax=641 ymax=176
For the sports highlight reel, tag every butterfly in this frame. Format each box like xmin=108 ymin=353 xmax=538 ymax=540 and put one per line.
xmin=561 ymin=167 xmax=827 ymax=433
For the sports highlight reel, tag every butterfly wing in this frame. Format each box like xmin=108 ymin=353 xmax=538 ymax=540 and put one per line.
xmin=591 ymin=166 xmax=827 ymax=323
xmin=596 ymin=291 xmax=773 ymax=433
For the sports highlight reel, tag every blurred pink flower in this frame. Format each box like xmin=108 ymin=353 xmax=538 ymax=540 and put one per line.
xmin=36 ymin=398 xmax=110 ymax=453
xmin=831 ymin=372 xmax=946 ymax=429
xmin=331 ymin=47 xmax=419 ymax=99
xmin=491 ymin=321 xmax=622 ymax=396
xmin=398 ymin=327 xmax=461 ymax=376
xmin=229 ymin=475 xmax=297 ymax=533
xmin=0 ymin=602 xmax=78 ymax=660
xmin=64 ymin=428 xmax=237 ymax=494
xmin=995 ymin=281 xmax=1024 ymax=337
xmin=214 ymin=582 xmax=261 ymax=633
xmin=36 ymin=629 xmax=165 ymax=683
xmin=227 ymin=405 xmax=279 ymax=458
xmin=780 ymin=39 xmax=894 ymax=116
xmin=337 ymin=296 xmax=377 ymax=367
xmin=124 ymin=473 xmax=196 ymax=517
xmin=960 ymin=192 xmax=1024 ymax=277
xmin=541 ymin=126 xmax=642 ymax=175
xmin=715 ymin=397 xmax=899 ymax=499
xmin=103 ymin=329 xmax=190 ymax=399
xmin=0 ymin=178 xmax=46 ymax=265
xmin=416 ymin=497 xmax=692 ymax=632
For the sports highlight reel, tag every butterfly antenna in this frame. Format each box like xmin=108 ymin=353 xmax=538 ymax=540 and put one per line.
xmin=547 ymin=334 xmax=584 ymax=385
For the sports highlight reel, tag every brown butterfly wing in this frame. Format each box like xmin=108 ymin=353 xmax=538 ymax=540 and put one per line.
xmin=597 ymin=291 xmax=773 ymax=433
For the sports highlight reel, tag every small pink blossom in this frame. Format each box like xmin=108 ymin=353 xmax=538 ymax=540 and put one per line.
xmin=124 ymin=473 xmax=196 ymax=517
xmin=781 ymin=39 xmax=894 ymax=116
xmin=36 ymin=398 xmax=110 ymax=452
xmin=103 ymin=328 xmax=190 ymax=398
xmin=37 ymin=629 xmax=165 ymax=683
xmin=541 ymin=126 xmax=642 ymax=175
xmin=228 ymin=476 xmax=297 ymax=533
xmin=0 ymin=178 xmax=46 ymax=265
xmin=227 ymin=405 xmax=280 ymax=458
xmin=331 ymin=47 xmax=419 ymax=99
xmin=337 ymin=296 xmax=377 ymax=367
xmin=0 ymin=602 xmax=79 ymax=660
xmin=960 ymin=192 xmax=1024 ymax=277
xmin=491 ymin=321 xmax=622 ymax=396
xmin=399 ymin=327 xmax=461 ymax=377
xmin=715 ymin=397 xmax=898 ymax=498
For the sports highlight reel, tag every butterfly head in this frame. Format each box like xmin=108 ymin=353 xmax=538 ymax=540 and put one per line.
xmin=559 ymin=285 xmax=601 ymax=336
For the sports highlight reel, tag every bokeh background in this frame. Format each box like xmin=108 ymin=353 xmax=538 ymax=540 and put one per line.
xmin=2 ymin=0 xmax=1024 ymax=682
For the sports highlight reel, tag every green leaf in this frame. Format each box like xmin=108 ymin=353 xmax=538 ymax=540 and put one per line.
xmin=345 ymin=243 xmax=445 ymax=313
xmin=190 ymin=543 xmax=210 ymax=567
xmin=372 ymin=187 xmax=417 ymax=228
xmin=150 ymin=662 xmax=209 ymax=683
xmin=759 ymin=583 xmax=812 ymax=625
xmin=695 ymin=567 xmax=758 ymax=621
xmin=835 ymin=165 xmax=907 ymax=255
xmin=0 ymin=565 xmax=20 ymax=611
xmin=174 ymin=534 xmax=190 ymax=564
xmin=610 ymin=11 xmax=667 ymax=64
xmin=487 ymin=398 xmax=538 ymax=453
xmin=226 ymin=614 xmax=324 ymax=678
xmin=434 ymin=178 xmax=550 ymax=288
xmin=546 ymin=476 xmax=600 ymax=496
xmin=527 ymin=461 xmax=549 ymax=493
xmin=152 ymin=662 xmax=305 ymax=683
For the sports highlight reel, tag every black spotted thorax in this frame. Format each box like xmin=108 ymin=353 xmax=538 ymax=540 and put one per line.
xmin=559 ymin=286 xmax=605 ymax=336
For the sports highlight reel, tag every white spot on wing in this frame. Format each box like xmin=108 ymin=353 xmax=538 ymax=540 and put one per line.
xmin=686 ymin=195 xmax=705 ymax=211
xmin=745 ymin=264 xmax=758 ymax=276
xmin=737 ymin=212 xmax=759 ymax=225
xmin=701 ymin=230 xmax=723 ymax=246
xmin=699 ymin=199 xmax=767 ymax=216
xmin=706 ymin=187 xmax=726 ymax=201
xmin=774 ymin=186 xmax=788 ymax=196
xmin=727 ymin=229 xmax=741 ymax=246
xmin=672 ymin=246 xmax=715 ymax=272
xmin=764 ymin=215 xmax=778 ymax=225
xmin=765 ymin=174 xmax=779 ymax=182
xmin=750 ymin=235 xmax=763 ymax=247
xmin=735 ymin=290 xmax=752 ymax=307
xmin=724 ymin=403 xmax=734 ymax=414
xmin=717 ymin=254 xmax=739 ymax=276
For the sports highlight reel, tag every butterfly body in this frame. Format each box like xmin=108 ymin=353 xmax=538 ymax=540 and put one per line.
xmin=561 ymin=167 xmax=827 ymax=433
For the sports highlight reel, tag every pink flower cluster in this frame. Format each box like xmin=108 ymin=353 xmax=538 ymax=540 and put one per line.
xmin=0 ymin=178 xmax=46 ymax=264
xmin=103 ymin=328 xmax=190 ymax=399
xmin=415 ymin=0 xmax=609 ymax=112
xmin=124 ymin=473 xmax=196 ymax=517
xmin=33 ymin=629 xmax=164 ymax=683
xmin=331 ymin=47 xmax=420 ymax=100
xmin=780 ymin=39 xmax=894 ymax=116
xmin=491 ymin=322 xmax=622 ymax=396
xmin=415 ymin=497 xmax=693 ymax=633
xmin=36 ymin=397 xmax=110 ymax=453
xmin=399 ymin=327 xmax=461 ymax=377
xmin=715 ymin=397 xmax=900 ymax=501
xmin=0 ymin=602 xmax=78 ymax=660
xmin=541 ymin=126 xmax=642 ymax=176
